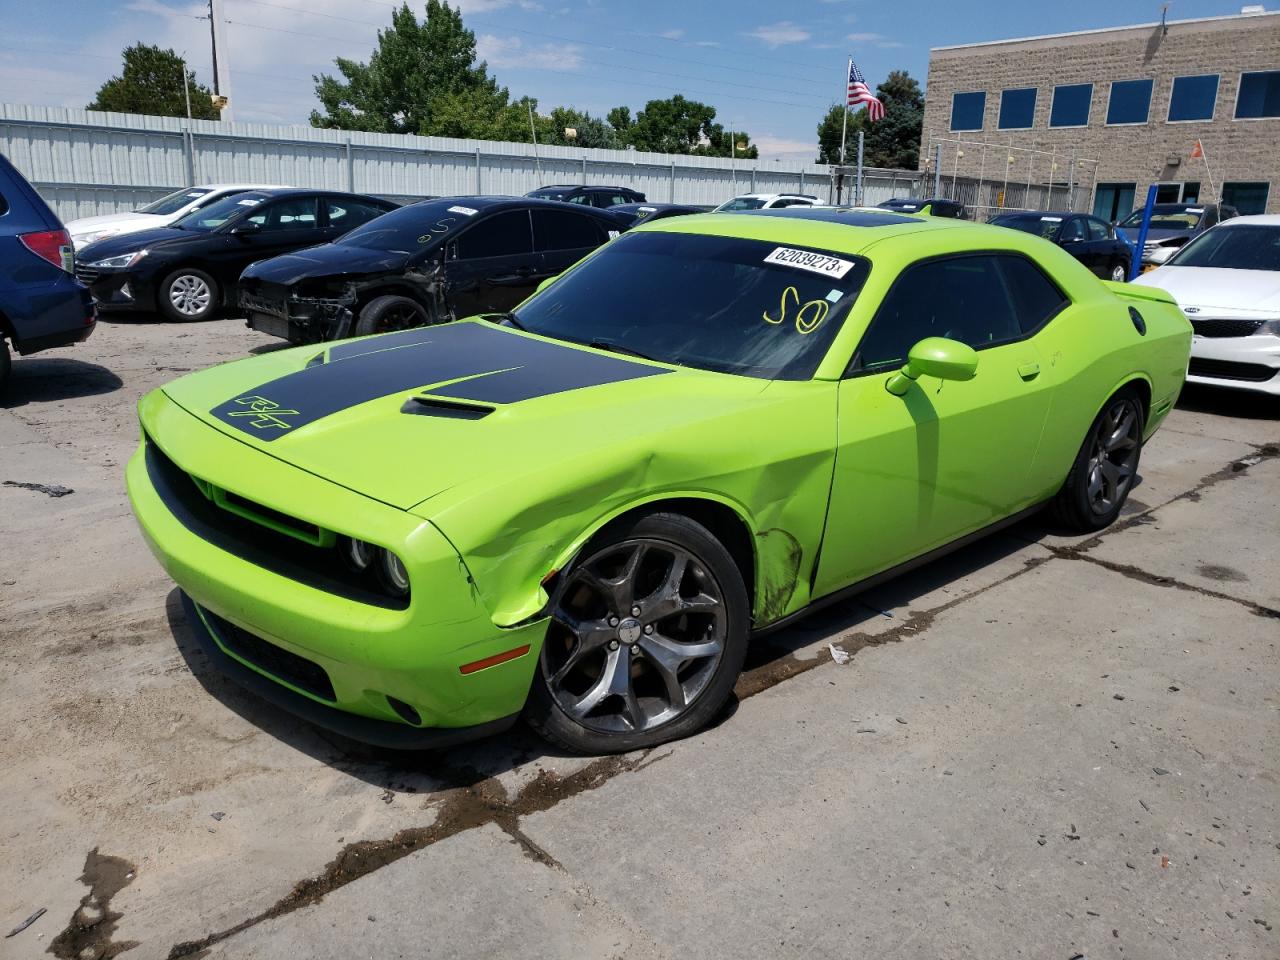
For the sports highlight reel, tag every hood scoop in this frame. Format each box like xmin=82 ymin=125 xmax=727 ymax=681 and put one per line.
xmin=401 ymin=395 xmax=494 ymax=420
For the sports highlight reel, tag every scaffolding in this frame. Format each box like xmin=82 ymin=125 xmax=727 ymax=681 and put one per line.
xmin=921 ymin=135 xmax=1101 ymax=221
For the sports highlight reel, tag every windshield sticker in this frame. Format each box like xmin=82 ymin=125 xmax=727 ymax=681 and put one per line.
xmin=186 ymin=192 xmax=204 ymax=198
xmin=447 ymin=205 xmax=478 ymax=216
xmin=1186 ymin=207 xmax=1204 ymax=213
xmin=1040 ymin=216 xmax=1063 ymax=222
xmin=763 ymin=286 xmax=831 ymax=335
xmin=825 ymin=288 xmax=843 ymax=303
xmin=607 ymin=229 xmax=620 ymax=238
xmin=237 ymin=198 xmax=261 ymax=206
xmin=764 ymin=247 xmax=855 ymax=279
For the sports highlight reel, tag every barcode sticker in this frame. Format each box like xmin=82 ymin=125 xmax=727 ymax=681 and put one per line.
xmin=764 ymin=246 xmax=855 ymax=279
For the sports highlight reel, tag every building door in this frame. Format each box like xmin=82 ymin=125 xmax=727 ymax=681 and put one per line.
xmin=1094 ymin=183 xmax=1136 ymax=222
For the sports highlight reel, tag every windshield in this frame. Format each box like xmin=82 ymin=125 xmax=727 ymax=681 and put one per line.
xmin=511 ymin=231 xmax=870 ymax=380
xmin=171 ymin=192 xmax=270 ymax=232
xmin=528 ymin=189 xmax=570 ymax=200
xmin=991 ymin=214 xmax=1065 ymax=240
xmin=1167 ymin=225 xmax=1280 ymax=271
xmin=716 ymin=197 xmax=767 ymax=212
xmin=335 ymin=199 xmax=475 ymax=254
xmin=138 ymin=188 xmax=211 ymax=216
xmin=1119 ymin=206 xmax=1205 ymax=230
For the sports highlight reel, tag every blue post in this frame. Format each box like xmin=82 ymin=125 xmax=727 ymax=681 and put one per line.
xmin=1128 ymin=184 xmax=1159 ymax=281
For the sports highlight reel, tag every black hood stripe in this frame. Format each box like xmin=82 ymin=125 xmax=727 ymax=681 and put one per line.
xmin=210 ymin=322 xmax=670 ymax=441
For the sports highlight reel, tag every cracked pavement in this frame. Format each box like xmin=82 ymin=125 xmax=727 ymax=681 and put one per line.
xmin=1 ymin=315 xmax=1277 ymax=959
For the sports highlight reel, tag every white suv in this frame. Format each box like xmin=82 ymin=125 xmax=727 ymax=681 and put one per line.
xmin=65 ymin=184 xmax=286 ymax=249
xmin=714 ymin=193 xmax=819 ymax=212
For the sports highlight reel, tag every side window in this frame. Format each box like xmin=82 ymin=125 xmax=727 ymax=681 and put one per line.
xmin=249 ymin=197 xmax=318 ymax=232
xmin=453 ymin=210 xmax=533 ymax=260
xmin=532 ymin=210 xmax=604 ymax=251
xmin=325 ymin=198 xmax=388 ymax=232
xmin=566 ymin=194 xmax=591 ymax=205
xmin=1086 ymin=218 xmax=1110 ymax=241
xmin=1060 ymin=218 xmax=1087 ymax=242
xmin=608 ymin=193 xmax=631 ymax=207
xmin=997 ymin=256 xmax=1068 ymax=333
xmin=852 ymin=256 xmax=1022 ymax=371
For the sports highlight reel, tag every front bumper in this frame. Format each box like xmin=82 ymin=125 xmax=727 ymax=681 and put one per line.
xmin=76 ymin=264 xmax=154 ymax=312
xmin=126 ymin=390 xmax=546 ymax=746
xmin=1188 ymin=333 xmax=1280 ymax=395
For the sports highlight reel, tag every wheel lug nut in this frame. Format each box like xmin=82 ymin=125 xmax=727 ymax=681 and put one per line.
xmin=630 ymin=644 xmax=640 ymax=655
xmin=608 ymin=640 xmax=619 ymax=650
xmin=643 ymin=624 xmax=654 ymax=634
xmin=630 ymin=605 xmax=641 ymax=616
xmin=608 ymin=617 xmax=619 ymax=627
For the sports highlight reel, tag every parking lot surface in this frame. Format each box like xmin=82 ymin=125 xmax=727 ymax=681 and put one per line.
xmin=2 ymin=314 xmax=1277 ymax=959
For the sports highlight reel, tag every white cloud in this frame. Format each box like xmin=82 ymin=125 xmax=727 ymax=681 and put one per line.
xmin=659 ymin=29 xmax=684 ymax=40
xmin=846 ymin=31 xmax=903 ymax=48
xmin=476 ymin=35 xmax=583 ymax=72
xmin=746 ymin=21 xmax=811 ymax=47
xmin=752 ymin=133 xmax=817 ymax=161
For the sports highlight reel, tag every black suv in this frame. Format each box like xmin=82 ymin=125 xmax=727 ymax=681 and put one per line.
xmin=526 ymin=185 xmax=646 ymax=208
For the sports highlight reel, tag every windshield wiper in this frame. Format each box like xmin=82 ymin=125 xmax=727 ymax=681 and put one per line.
xmin=485 ymin=312 xmax=526 ymax=331
xmin=587 ymin=339 xmax=659 ymax=362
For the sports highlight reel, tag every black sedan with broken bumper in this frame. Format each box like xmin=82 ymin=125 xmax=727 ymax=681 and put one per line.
xmin=238 ymin=196 xmax=624 ymax=343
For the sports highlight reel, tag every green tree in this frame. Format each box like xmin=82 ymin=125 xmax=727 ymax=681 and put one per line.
xmin=547 ymin=107 xmax=620 ymax=149
xmin=817 ymin=70 xmax=923 ymax=168
xmin=87 ymin=44 xmax=219 ymax=120
xmin=615 ymin=95 xmax=755 ymax=157
xmin=311 ymin=0 xmax=503 ymax=135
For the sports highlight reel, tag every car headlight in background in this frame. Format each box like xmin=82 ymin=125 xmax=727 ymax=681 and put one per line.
xmin=1259 ymin=318 xmax=1280 ymax=335
xmin=1143 ymin=243 xmax=1179 ymax=265
xmin=340 ymin=536 xmax=410 ymax=599
xmin=87 ymin=249 xmax=148 ymax=269
xmin=72 ymin=228 xmax=122 ymax=248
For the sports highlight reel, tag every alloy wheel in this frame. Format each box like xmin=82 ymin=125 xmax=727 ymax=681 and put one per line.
xmin=1086 ymin=398 xmax=1141 ymax=515
xmin=1111 ymin=264 xmax=1127 ymax=282
xmin=543 ymin=538 xmax=726 ymax=734
xmin=169 ymin=274 xmax=212 ymax=316
xmin=374 ymin=304 xmax=423 ymax=334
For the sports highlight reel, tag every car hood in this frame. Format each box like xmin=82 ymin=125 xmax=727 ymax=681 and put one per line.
xmin=1132 ymin=266 xmax=1280 ymax=315
xmin=1141 ymin=227 xmax=1192 ymax=245
xmin=78 ymin=226 xmax=199 ymax=260
xmin=241 ymin=242 xmax=410 ymax=286
xmin=160 ymin=320 xmax=768 ymax=511
xmin=67 ymin=211 xmax=166 ymax=233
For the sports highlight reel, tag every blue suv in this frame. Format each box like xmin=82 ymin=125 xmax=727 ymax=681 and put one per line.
xmin=0 ymin=153 xmax=96 ymax=391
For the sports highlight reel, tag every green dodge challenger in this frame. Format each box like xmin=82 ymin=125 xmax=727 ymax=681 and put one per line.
xmin=127 ymin=208 xmax=1191 ymax=753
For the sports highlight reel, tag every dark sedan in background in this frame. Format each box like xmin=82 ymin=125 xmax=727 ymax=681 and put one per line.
xmin=608 ymin=202 xmax=705 ymax=229
xmin=1117 ymin=202 xmax=1238 ymax=270
xmin=239 ymin=197 xmax=623 ymax=342
xmin=525 ymin=184 xmax=646 ymax=208
xmin=75 ymin=188 xmax=397 ymax=322
xmin=878 ymin=197 xmax=968 ymax=219
xmin=990 ymin=211 xmax=1132 ymax=281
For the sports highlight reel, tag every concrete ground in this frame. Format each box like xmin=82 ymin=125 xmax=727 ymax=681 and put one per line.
xmin=1 ymin=313 xmax=1277 ymax=960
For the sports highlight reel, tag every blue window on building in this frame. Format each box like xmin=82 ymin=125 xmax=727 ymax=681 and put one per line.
xmin=998 ymin=88 xmax=1037 ymax=129
xmin=1106 ymin=78 xmax=1154 ymax=124
xmin=1235 ymin=70 xmax=1280 ymax=119
xmin=1049 ymin=83 xmax=1092 ymax=127
xmin=1168 ymin=74 xmax=1219 ymax=121
xmin=950 ymin=91 xmax=986 ymax=131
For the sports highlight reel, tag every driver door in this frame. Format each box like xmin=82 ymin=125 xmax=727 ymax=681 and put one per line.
xmin=207 ymin=196 xmax=321 ymax=290
xmin=813 ymin=253 xmax=1063 ymax=597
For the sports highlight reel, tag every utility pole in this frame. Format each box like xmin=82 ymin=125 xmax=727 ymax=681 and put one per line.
xmin=207 ymin=0 xmax=233 ymax=121
xmin=181 ymin=57 xmax=192 ymax=119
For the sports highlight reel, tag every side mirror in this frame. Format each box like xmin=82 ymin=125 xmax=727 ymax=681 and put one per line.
xmin=230 ymin=221 xmax=261 ymax=237
xmin=535 ymin=275 xmax=559 ymax=294
xmin=886 ymin=337 xmax=979 ymax=396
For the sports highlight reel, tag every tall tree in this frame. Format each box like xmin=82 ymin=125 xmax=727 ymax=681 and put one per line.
xmin=615 ymin=95 xmax=755 ymax=157
xmin=311 ymin=0 xmax=504 ymax=135
xmin=88 ymin=44 xmax=219 ymax=120
xmin=817 ymin=70 xmax=924 ymax=169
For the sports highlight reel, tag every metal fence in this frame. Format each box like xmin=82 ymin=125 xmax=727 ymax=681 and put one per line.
xmin=0 ymin=103 xmax=910 ymax=221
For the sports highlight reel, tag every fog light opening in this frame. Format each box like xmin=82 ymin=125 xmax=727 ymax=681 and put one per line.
xmin=341 ymin=536 xmax=376 ymax=573
xmin=377 ymin=549 xmax=411 ymax=599
xmin=386 ymin=695 xmax=422 ymax=726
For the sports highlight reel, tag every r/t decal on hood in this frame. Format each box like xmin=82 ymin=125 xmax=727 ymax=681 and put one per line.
xmin=209 ymin=322 xmax=672 ymax=441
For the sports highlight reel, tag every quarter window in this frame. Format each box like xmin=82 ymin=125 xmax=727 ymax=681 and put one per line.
xmin=853 ymin=254 xmax=1064 ymax=372
xmin=998 ymin=88 xmax=1037 ymax=130
xmin=454 ymin=210 xmax=533 ymax=259
xmin=1049 ymin=83 xmax=1092 ymax=127
xmin=324 ymin=198 xmax=389 ymax=232
xmin=1235 ymin=70 xmax=1280 ymax=119
xmin=950 ymin=91 xmax=986 ymax=131
xmin=1086 ymin=218 xmax=1111 ymax=242
xmin=1106 ymin=79 xmax=1154 ymax=125
xmin=1168 ymin=74 xmax=1219 ymax=121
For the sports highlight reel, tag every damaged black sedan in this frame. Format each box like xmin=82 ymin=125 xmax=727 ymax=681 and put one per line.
xmin=239 ymin=197 xmax=623 ymax=343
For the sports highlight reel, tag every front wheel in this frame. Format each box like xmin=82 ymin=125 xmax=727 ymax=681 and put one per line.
xmin=1050 ymin=390 xmax=1145 ymax=532
xmin=526 ymin=512 xmax=750 ymax=754
xmin=158 ymin=268 xmax=219 ymax=322
xmin=1110 ymin=262 xmax=1128 ymax=282
xmin=353 ymin=295 xmax=430 ymax=338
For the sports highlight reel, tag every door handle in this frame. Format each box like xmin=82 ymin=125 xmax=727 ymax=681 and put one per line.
xmin=1018 ymin=361 xmax=1041 ymax=380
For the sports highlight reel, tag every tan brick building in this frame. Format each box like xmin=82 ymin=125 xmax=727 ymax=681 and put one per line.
xmin=921 ymin=8 xmax=1280 ymax=218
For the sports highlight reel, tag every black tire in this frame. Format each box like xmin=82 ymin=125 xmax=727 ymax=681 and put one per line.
xmin=353 ymin=295 xmax=430 ymax=338
xmin=526 ymin=511 xmax=750 ymax=754
xmin=157 ymin=268 xmax=219 ymax=322
xmin=0 ymin=337 xmax=11 ymax=393
xmin=1050 ymin=388 xmax=1145 ymax=532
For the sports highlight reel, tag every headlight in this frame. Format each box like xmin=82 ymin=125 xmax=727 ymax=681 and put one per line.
xmin=87 ymin=249 xmax=148 ymax=269
xmin=1259 ymin=318 xmax=1280 ymax=335
xmin=376 ymin=549 xmax=411 ymax=599
xmin=73 ymin=228 xmax=122 ymax=247
xmin=340 ymin=536 xmax=376 ymax=572
xmin=1145 ymin=244 xmax=1178 ymax=264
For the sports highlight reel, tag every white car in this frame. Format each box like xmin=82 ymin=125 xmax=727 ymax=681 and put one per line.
xmin=65 ymin=184 xmax=286 ymax=249
xmin=1133 ymin=214 xmax=1280 ymax=395
xmin=714 ymin=193 xmax=819 ymax=212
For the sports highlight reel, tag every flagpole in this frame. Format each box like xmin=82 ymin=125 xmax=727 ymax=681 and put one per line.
xmin=1196 ymin=139 xmax=1218 ymax=202
xmin=839 ymin=56 xmax=850 ymax=167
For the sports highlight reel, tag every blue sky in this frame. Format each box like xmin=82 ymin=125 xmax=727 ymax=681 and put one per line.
xmin=0 ymin=0 xmax=1256 ymax=159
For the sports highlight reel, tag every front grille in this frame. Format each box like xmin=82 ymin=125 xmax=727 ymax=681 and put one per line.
xmin=1190 ymin=318 xmax=1265 ymax=338
xmin=240 ymin=291 xmax=289 ymax=318
xmin=200 ymin=605 xmax=336 ymax=701
xmin=1188 ymin=358 xmax=1278 ymax=382
xmin=144 ymin=437 xmax=407 ymax=609
xmin=75 ymin=265 xmax=100 ymax=284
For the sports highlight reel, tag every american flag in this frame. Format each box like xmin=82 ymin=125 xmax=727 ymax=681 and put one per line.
xmin=847 ymin=60 xmax=885 ymax=121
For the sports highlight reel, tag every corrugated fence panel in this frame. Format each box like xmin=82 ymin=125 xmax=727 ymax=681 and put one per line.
xmin=0 ymin=103 xmax=921 ymax=220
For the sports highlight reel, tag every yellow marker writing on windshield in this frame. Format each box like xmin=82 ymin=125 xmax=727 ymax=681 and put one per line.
xmin=763 ymin=286 xmax=799 ymax=325
xmin=763 ymin=285 xmax=830 ymax=334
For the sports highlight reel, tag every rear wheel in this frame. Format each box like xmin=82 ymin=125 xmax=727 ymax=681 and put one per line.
xmin=526 ymin=512 xmax=750 ymax=754
xmin=158 ymin=268 xmax=219 ymax=322
xmin=353 ymin=295 xmax=430 ymax=338
xmin=1050 ymin=390 xmax=1145 ymax=532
